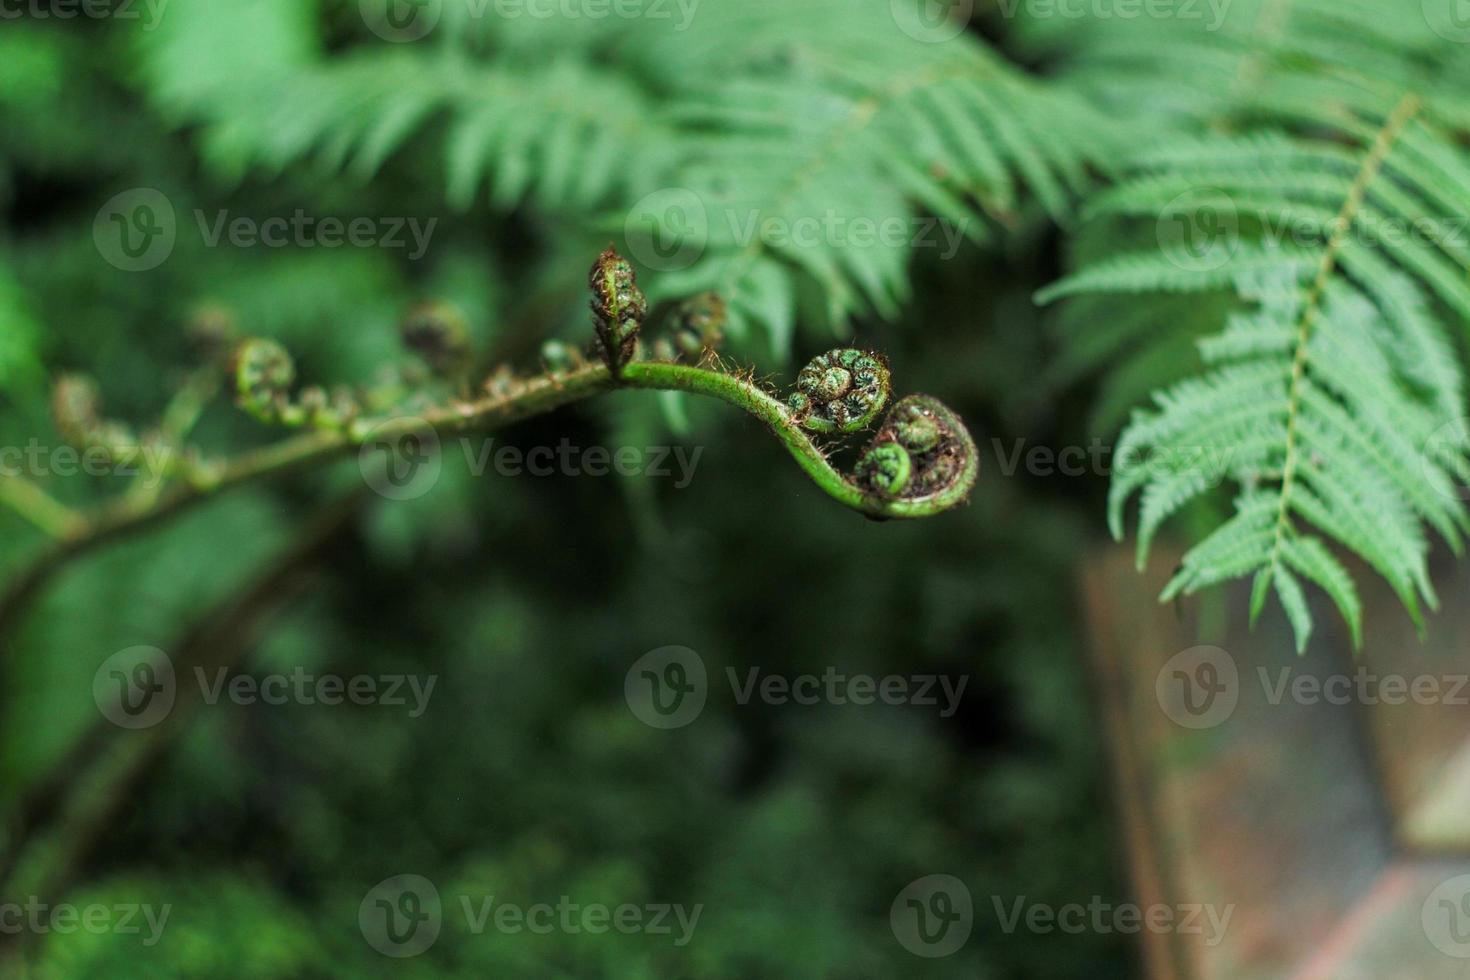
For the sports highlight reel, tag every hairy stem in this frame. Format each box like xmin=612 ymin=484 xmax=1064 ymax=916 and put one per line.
xmin=1 ymin=359 xmax=966 ymax=638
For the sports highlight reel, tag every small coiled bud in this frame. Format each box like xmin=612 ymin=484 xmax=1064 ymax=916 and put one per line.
xmin=788 ymin=349 xmax=890 ymax=433
xmin=298 ymin=385 xmax=329 ymax=418
xmin=51 ymin=374 xmax=104 ymax=448
xmin=185 ymin=303 xmax=238 ymax=365
xmin=231 ymin=339 xmax=296 ymax=423
xmin=540 ymin=339 xmax=579 ymax=374
xmin=329 ymin=386 xmax=361 ymax=427
xmin=400 ymin=301 xmax=473 ymax=380
xmin=674 ymin=292 xmax=726 ymax=359
xmin=50 ymin=374 xmax=138 ymax=463
xmin=589 ymin=247 xmax=645 ymax=376
xmin=854 ymin=395 xmax=977 ymax=506
xmin=483 ymin=365 xmax=521 ymax=399
xmin=857 ymin=442 xmax=912 ymax=498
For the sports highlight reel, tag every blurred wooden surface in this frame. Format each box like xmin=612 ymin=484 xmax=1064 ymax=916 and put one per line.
xmin=1082 ymin=545 xmax=1470 ymax=979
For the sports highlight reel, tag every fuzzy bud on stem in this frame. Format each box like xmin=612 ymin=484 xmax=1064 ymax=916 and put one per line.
xmin=589 ymin=247 xmax=645 ymax=377
xmin=400 ymin=301 xmax=473 ymax=380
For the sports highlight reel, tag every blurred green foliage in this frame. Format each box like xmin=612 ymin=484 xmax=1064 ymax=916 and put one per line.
xmin=0 ymin=3 xmax=1133 ymax=977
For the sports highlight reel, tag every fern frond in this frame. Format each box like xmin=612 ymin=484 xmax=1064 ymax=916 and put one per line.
xmin=1043 ymin=89 xmax=1470 ymax=651
xmin=135 ymin=0 xmax=1116 ymax=352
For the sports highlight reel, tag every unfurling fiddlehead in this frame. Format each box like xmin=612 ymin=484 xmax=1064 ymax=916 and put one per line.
xmin=184 ymin=303 xmax=239 ymax=365
xmin=4 ymin=249 xmax=977 ymax=613
xmin=399 ymin=301 xmax=473 ymax=381
xmin=230 ymin=339 xmax=359 ymax=431
xmin=854 ymin=395 xmax=977 ymax=509
xmin=230 ymin=339 xmax=296 ymax=424
xmin=788 ymin=349 xmax=891 ymax=434
xmin=589 ymin=247 xmax=645 ymax=376
xmin=673 ymin=292 xmax=727 ymax=360
xmin=583 ymin=244 xmax=972 ymax=518
xmin=50 ymin=374 xmax=139 ymax=465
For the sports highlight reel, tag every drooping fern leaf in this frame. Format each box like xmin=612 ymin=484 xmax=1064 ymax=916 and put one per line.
xmin=135 ymin=0 xmax=1115 ymax=351
xmin=1041 ymin=88 xmax=1470 ymax=652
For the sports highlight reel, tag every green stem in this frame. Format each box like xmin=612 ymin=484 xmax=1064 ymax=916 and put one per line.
xmin=619 ymin=361 xmax=871 ymax=511
xmin=0 ymin=478 xmax=85 ymax=540
xmin=0 ymin=358 xmax=969 ymax=637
